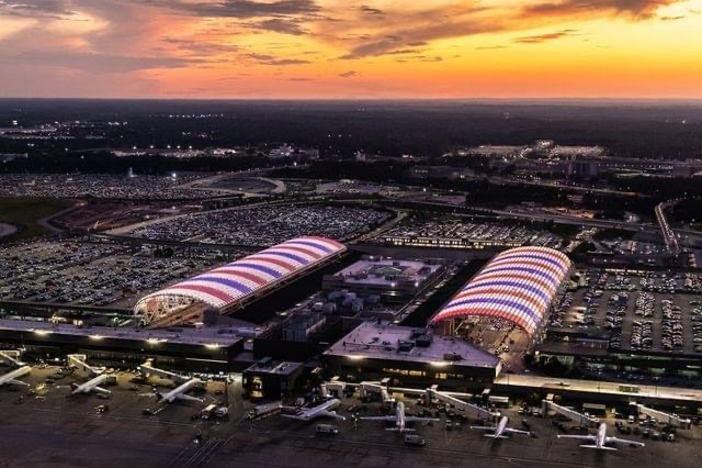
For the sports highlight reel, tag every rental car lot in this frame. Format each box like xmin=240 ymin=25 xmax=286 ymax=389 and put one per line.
xmin=550 ymin=269 xmax=702 ymax=355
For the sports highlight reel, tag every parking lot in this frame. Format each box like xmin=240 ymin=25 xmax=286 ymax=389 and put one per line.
xmin=0 ymin=173 xmax=229 ymax=200
xmin=378 ymin=216 xmax=563 ymax=249
xmin=0 ymin=240 xmax=231 ymax=309
xmin=129 ymin=204 xmax=392 ymax=245
xmin=550 ymin=269 xmax=702 ymax=355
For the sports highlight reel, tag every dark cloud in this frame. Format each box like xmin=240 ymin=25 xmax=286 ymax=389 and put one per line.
xmin=0 ymin=50 xmax=198 ymax=73
xmin=396 ymin=55 xmax=443 ymax=63
xmin=475 ymin=45 xmax=509 ymax=50
xmin=335 ymin=1 xmax=679 ymax=58
xmin=161 ymin=37 xmax=241 ymax=55
xmin=249 ymin=18 xmax=308 ymax=35
xmin=0 ymin=0 xmax=75 ymax=18
xmin=147 ymin=0 xmax=320 ymax=18
xmin=659 ymin=15 xmax=685 ymax=20
xmin=247 ymin=52 xmax=310 ymax=65
xmin=339 ymin=70 xmax=356 ymax=78
xmin=522 ymin=0 xmax=682 ymax=19
xmin=360 ymin=5 xmax=383 ymax=15
xmin=513 ymin=29 xmax=580 ymax=43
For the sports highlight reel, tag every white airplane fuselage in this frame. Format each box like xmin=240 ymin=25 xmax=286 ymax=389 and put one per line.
xmin=395 ymin=401 xmax=407 ymax=432
xmin=158 ymin=378 xmax=203 ymax=403
xmin=595 ymin=423 xmax=608 ymax=448
xmin=282 ymin=398 xmax=344 ymax=421
xmin=557 ymin=422 xmax=645 ymax=451
xmin=71 ymin=373 xmax=111 ymax=395
xmin=0 ymin=365 xmax=31 ymax=387
xmin=492 ymin=416 xmax=509 ymax=438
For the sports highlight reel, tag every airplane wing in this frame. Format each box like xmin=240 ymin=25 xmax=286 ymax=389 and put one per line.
xmin=94 ymin=386 xmax=112 ymax=395
xmin=557 ymin=434 xmax=597 ymax=441
xmin=319 ymin=411 xmax=345 ymax=421
xmin=7 ymin=379 xmax=31 ymax=387
xmin=607 ymin=437 xmax=645 ymax=447
xmin=360 ymin=416 xmax=396 ymax=421
xmin=469 ymin=425 xmax=497 ymax=431
xmin=580 ymin=444 xmax=617 ymax=451
xmin=176 ymin=393 xmax=204 ymax=403
xmin=505 ymin=428 xmax=531 ymax=435
xmin=405 ymin=416 xmax=440 ymax=423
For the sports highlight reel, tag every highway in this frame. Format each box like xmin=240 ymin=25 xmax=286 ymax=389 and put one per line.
xmin=655 ymin=201 xmax=681 ymax=256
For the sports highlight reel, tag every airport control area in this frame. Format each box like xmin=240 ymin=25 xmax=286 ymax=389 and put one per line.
xmin=1 ymin=173 xmax=702 ymax=468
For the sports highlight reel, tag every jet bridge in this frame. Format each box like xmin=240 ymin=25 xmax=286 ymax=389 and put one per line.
xmin=359 ymin=379 xmax=395 ymax=405
xmin=630 ymin=402 xmax=691 ymax=429
xmin=0 ymin=350 xmax=25 ymax=367
xmin=139 ymin=359 xmax=190 ymax=384
xmin=325 ymin=378 xmax=396 ymax=406
xmin=324 ymin=378 xmax=498 ymax=421
xmin=67 ymin=354 xmax=104 ymax=376
xmin=424 ymin=385 xmax=498 ymax=421
xmin=542 ymin=396 xmax=599 ymax=427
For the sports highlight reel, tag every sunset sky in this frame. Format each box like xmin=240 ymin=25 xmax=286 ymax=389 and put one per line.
xmin=1 ymin=0 xmax=701 ymax=98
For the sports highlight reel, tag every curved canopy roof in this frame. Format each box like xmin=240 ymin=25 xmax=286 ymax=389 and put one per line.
xmin=430 ymin=247 xmax=571 ymax=336
xmin=135 ymin=236 xmax=346 ymax=319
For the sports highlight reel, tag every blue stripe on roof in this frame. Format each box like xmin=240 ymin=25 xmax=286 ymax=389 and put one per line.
xmin=476 ymin=266 xmax=559 ymax=287
xmin=457 ymin=280 xmax=550 ymax=305
xmin=226 ymin=262 xmax=283 ymax=279
xmin=445 ymin=297 xmax=540 ymax=327
xmin=492 ymin=253 xmax=568 ymax=273
xmin=258 ymin=250 xmax=310 ymax=266
xmin=192 ymin=276 xmax=252 ymax=295
xmin=284 ymin=240 xmax=333 ymax=254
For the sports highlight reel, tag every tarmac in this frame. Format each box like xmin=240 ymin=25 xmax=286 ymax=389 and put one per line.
xmin=1 ymin=366 xmax=701 ymax=467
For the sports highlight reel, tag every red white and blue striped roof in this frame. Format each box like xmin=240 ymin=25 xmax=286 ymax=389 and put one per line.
xmin=430 ymin=247 xmax=571 ymax=336
xmin=137 ymin=236 xmax=346 ymax=310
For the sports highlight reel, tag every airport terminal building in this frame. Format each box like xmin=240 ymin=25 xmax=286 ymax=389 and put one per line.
xmin=323 ymin=321 xmax=502 ymax=391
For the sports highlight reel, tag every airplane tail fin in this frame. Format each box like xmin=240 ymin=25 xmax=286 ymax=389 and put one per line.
xmin=70 ymin=383 xmax=79 ymax=391
xmin=580 ymin=445 xmax=616 ymax=451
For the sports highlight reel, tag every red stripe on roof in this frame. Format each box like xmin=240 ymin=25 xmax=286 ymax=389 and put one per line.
xmin=433 ymin=308 xmax=533 ymax=334
xmin=483 ymin=259 xmax=562 ymax=278
xmin=453 ymin=288 xmax=545 ymax=312
xmin=306 ymin=236 xmax=345 ymax=249
xmin=467 ymin=272 xmax=556 ymax=295
xmin=275 ymin=244 xmax=322 ymax=259
xmin=169 ymin=284 xmax=234 ymax=304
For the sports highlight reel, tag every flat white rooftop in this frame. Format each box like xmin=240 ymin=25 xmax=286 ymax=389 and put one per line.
xmin=0 ymin=318 xmax=254 ymax=347
xmin=332 ymin=258 xmax=441 ymax=287
xmin=324 ymin=322 xmax=500 ymax=369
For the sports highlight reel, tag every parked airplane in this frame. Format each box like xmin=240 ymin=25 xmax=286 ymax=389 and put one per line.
xmin=282 ymin=398 xmax=345 ymax=421
xmin=0 ymin=350 xmax=25 ymax=367
xmin=70 ymin=373 xmax=115 ymax=396
xmin=156 ymin=378 xmax=205 ymax=404
xmin=470 ymin=416 xmax=531 ymax=439
xmin=66 ymin=354 xmax=114 ymax=396
xmin=138 ymin=360 xmax=205 ymax=405
xmin=557 ymin=423 xmax=645 ymax=451
xmin=360 ymin=401 xmax=439 ymax=432
xmin=0 ymin=366 xmax=31 ymax=387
